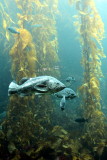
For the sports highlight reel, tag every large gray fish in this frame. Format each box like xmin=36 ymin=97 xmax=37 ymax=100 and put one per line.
xmin=8 ymin=76 xmax=66 ymax=97
xmin=54 ymin=88 xmax=76 ymax=111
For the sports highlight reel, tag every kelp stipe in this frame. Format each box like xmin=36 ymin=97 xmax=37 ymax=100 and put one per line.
xmin=74 ymin=0 xmax=106 ymax=153
xmin=31 ymin=0 xmax=60 ymax=77
xmin=0 ymin=0 xmax=15 ymax=54
xmin=2 ymin=0 xmax=61 ymax=159
xmin=3 ymin=0 xmax=39 ymax=155
xmin=6 ymin=33 xmax=38 ymax=151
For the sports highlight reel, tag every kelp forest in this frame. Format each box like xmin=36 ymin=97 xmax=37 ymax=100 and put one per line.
xmin=0 ymin=0 xmax=107 ymax=160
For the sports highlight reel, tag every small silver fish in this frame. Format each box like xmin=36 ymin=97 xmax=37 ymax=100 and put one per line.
xmin=75 ymin=118 xmax=88 ymax=123
xmin=7 ymin=27 xmax=20 ymax=34
xmin=66 ymin=76 xmax=76 ymax=83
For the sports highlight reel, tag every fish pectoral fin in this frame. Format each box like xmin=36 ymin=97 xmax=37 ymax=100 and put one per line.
xmin=35 ymin=93 xmax=44 ymax=97
xmin=19 ymin=77 xmax=29 ymax=85
xmin=34 ymin=81 xmax=48 ymax=92
xmin=35 ymin=86 xmax=48 ymax=91
xmin=19 ymin=93 xmax=31 ymax=97
xmin=60 ymin=96 xmax=66 ymax=110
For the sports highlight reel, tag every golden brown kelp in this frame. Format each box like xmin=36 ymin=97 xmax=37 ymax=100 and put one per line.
xmin=0 ymin=0 xmax=15 ymax=52
xmin=10 ymin=28 xmax=37 ymax=78
xmin=2 ymin=0 xmax=61 ymax=159
xmin=74 ymin=0 xmax=105 ymax=147
xmin=2 ymin=0 xmax=39 ymax=155
xmin=30 ymin=0 xmax=59 ymax=77
xmin=6 ymin=31 xmax=38 ymax=151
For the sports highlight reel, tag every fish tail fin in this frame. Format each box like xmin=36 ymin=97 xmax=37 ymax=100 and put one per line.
xmin=8 ymin=81 xmax=19 ymax=96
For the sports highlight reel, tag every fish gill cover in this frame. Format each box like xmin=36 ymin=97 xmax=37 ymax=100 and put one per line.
xmin=0 ymin=0 xmax=107 ymax=160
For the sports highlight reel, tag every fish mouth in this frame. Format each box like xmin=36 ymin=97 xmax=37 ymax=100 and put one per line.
xmin=61 ymin=84 xmax=66 ymax=89
xmin=74 ymin=94 xmax=77 ymax=97
xmin=62 ymin=84 xmax=66 ymax=89
xmin=62 ymin=85 xmax=66 ymax=90
xmin=72 ymin=94 xmax=77 ymax=98
xmin=74 ymin=94 xmax=78 ymax=98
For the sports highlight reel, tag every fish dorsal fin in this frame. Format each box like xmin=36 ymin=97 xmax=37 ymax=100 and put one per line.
xmin=19 ymin=77 xmax=29 ymax=85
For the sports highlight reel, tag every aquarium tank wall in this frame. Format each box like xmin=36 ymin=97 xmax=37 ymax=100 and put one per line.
xmin=0 ymin=0 xmax=107 ymax=160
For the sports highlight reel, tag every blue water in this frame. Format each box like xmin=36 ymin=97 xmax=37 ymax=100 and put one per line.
xmin=0 ymin=0 xmax=107 ymax=159
xmin=0 ymin=0 xmax=106 ymax=129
